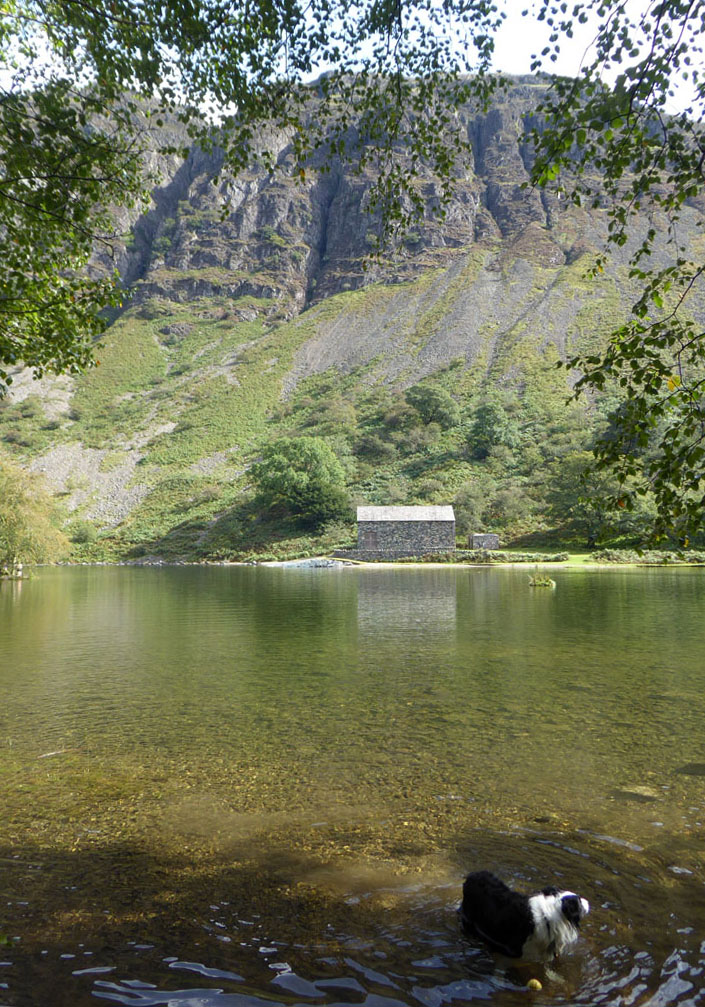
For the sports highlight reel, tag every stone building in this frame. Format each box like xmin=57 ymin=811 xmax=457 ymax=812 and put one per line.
xmin=471 ymin=533 xmax=500 ymax=550
xmin=356 ymin=505 xmax=456 ymax=558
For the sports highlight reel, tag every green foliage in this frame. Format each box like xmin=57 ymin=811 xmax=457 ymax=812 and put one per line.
xmin=67 ymin=520 xmax=99 ymax=545
xmin=153 ymin=218 xmax=178 ymax=257
xmin=0 ymin=0 xmax=504 ymax=393
xmin=453 ymin=482 xmax=489 ymax=538
xmin=0 ymin=78 xmax=148 ymax=394
xmin=382 ymin=396 xmax=417 ymax=431
xmin=405 ymin=384 xmax=460 ymax=429
xmin=255 ymin=225 xmax=287 ymax=247
xmin=468 ymin=400 xmax=520 ymax=460
xmin=252 ymin=436 xmax=351 ymax=527
xmin=355 ymin=433 xmax=398 ymax=462
xmin=528 ymin=1 xmax=705 ymax=540
xmin=2 ymin=0 xmax=704 ymax=541
xmin=0 ymin=452 xmax=69 ymax=567
xmin=394 ymin=550 xmax=570 ymax=564
xmin=302 ymin=396 xmax=358 ymax=437
xmin=0 ymin=221 xmax=695 ymax=561
xmin=545 ymin=449 xmax=656 ymax=548
xmin=592 ymin=549 xmax=705 ymax=565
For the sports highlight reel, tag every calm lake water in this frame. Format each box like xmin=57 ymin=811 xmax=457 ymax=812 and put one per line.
xmin=1 ymin=565 xmax=704 ymax=1007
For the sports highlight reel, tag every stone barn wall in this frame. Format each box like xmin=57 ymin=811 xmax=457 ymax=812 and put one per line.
xmin=471 ymin=533 xmax=500 ymax=550
xmin=350 ymin=505 xmax=456 ymax=559
xmin=358 ymin=520 xmax=455 ymax=557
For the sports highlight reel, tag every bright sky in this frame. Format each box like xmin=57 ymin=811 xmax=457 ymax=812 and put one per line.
xmin=490 ymin=1 xmax=698 ymax=114
xmin=492 ymin=7 xmax=595 ymax=78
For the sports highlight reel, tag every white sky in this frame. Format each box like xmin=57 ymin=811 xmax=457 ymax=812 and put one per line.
xmin=492 ymin=8 xmax=595 ymax=78
xmin=490 ymin=1 xmax=698 ymax=114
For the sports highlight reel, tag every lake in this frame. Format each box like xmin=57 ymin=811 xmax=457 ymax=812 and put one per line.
xmin=1 ymin=565 xmax=704 ymax=1006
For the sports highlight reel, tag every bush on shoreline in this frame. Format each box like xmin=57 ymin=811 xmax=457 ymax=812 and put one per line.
xmin=394 ymin=549 xmax=571 ymax=564
xmin=592 ymin=548 xmax=705 ymax=565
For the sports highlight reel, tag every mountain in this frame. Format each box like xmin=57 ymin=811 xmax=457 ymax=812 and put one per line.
xmin=2 ymin=77 xmax=703 ymax=560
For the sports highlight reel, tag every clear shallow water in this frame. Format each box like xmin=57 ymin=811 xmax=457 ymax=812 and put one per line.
xmin=0 ymin=565 xmax=704 ymax=1006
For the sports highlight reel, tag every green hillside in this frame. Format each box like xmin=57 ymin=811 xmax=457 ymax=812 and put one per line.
xmin=2 ymin=79 xmax=701 ymax=561
xmin=0 ymin=251 xmax=660 ymax=562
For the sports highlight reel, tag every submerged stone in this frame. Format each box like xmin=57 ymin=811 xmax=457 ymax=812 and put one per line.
xmin=675 ymin=762 xmax=705 ymax=776
xmin=612 ymin=786 xmax=661 ymax=803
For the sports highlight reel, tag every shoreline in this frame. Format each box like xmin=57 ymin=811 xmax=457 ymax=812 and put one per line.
xmin=15 ymin=556 xmax=705 ymax=572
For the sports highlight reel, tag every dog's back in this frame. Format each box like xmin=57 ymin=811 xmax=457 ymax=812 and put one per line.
xmin=460 ymin=871 xmax=534 ymax=958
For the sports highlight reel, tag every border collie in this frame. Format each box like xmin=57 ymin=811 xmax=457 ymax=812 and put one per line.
xmin=460 ymin=871 xmax=590 ymax=961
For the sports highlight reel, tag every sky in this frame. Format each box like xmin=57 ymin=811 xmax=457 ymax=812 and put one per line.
xmin=492 ymin=7 xmax=595 ymax=78
xmin=490 ymin=1 xmax=698 ymax=114
xmin=0 ymin=0 xmax=698 ymax=116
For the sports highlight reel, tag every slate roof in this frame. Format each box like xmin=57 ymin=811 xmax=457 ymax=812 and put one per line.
xmin=356 ymin=505 xmax=455 ymax=522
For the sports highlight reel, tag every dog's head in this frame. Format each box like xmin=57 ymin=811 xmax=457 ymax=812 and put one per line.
xmin=541 ymin=886 xmax=590 ymax=927
xmin=560 ymin=892 xmax=590 ymax=927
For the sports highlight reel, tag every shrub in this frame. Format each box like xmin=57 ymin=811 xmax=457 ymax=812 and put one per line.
xmin=68 ymin=520 xmax=98 ymax=544
xmin=405 ymin=384 xmax=460 ymax=429
xmin=136 ymin=298 xmax=171 ymax=320
xmin=252 ymin=436 xmax=351 ymax=527
xmin=0 ymin=452 xmax=69 ymax=566
xmin=592 ymin=548 xmax=705 ymax=564
xmin=354 ymin=434 xmax=397 ymax=461
xmin=382 ymin=399 xmax=417 ymax=430
xmin=397 ymin=422 xmax=441 ymax=454
xmin=19 ymin=399 xmax=39 ymax=418
xmin=2 ymin=428 xmax=32 ymax=446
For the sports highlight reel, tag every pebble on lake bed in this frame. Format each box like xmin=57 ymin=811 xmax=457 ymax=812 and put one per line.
xmin=612 ymin=785 xmax=660 ymax=802
xmin=527 ymin=979 xmax=542 ymax=991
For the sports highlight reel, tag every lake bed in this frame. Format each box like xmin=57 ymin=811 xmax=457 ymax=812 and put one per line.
xmin=1 ymin=566 xmax=703 ymax=1006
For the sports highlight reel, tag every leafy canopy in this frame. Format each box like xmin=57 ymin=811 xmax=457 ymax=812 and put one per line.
xmin=251 ymin=435 xmax=350 ymax=525
xmin=0 ymin=0 xmax=502 ymax=392
xmin=526 ymin=0 xmax=705 ymax=541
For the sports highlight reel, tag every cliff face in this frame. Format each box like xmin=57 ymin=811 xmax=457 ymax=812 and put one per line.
xmin=112 ymin=78 xmax=587 ymax=316
xmin=2 ymin=77 xmax=703 ymax=558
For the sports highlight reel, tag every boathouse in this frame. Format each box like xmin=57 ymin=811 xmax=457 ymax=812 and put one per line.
xmin=356 ymin=505 xmax=456 ymax=558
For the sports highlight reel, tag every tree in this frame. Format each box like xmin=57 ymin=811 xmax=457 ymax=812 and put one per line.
xmin=0 ymin=452 xmax=69 ymax=569
xmin=546 ymin=449 xmax=656 ymax=548
xmin=468 ymin=400 xmax=520 ymax=460
xmin=0 ymin=52 xmax=151 ymax=392
xmin=526 ymin=1 xmax=705 ymax=541
xmin=251 ymin=436 xmax=350 ymax=526
xmin=405 ymin=385 xmax=461 ymax=429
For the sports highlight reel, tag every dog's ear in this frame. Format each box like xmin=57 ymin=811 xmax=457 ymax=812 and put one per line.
xmin=560 ymin=894 xmax=582 ymax=926
xmin=541 ymin=885 xmax=560 ymax=897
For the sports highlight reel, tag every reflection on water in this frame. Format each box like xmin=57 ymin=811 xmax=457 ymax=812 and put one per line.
xmin=358 ymin=570 xmax=457 ymax=639
xmin=0 ymin=565 xmax=704 ymax=1006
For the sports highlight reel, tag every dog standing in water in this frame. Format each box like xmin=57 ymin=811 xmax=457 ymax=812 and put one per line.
xmin=460 ymin=871 xmax=590 ymax=961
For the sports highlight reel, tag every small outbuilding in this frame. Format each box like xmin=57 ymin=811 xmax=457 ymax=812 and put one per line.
xmin=470 ymin=533 xmax=500 ymax=550
xmin=356 ymin=505 xmax=456 ymax=558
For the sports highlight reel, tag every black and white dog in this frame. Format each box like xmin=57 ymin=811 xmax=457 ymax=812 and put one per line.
xmin=460 ymin=871 xmax=590 ymax=961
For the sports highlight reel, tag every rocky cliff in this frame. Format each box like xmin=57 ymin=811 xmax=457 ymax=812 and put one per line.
xmin=109 ymin=78 xmax=590 ymax=314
